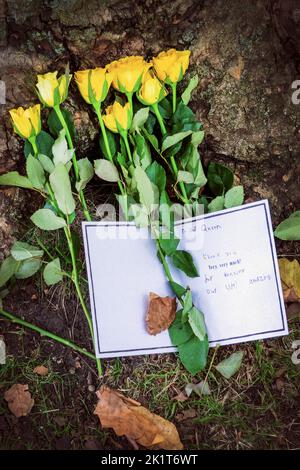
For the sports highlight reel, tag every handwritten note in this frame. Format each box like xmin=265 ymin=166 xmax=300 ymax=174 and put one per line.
xmin=82 ymin=200 xmax=288 ymax=358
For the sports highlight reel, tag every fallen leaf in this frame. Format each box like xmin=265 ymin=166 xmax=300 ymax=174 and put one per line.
xmin=215 ymin=351 xmax=244 ymax=379
xmin=279 ymin=258 xmax=300 ymax=302
xmin=173 ymin=391 xmax=188 ymax=402
xmin=0 ymin=336 xmax=6 ymax=365
xmin=176 ymin=408 xmax=197 ymax=422
xmin=287 ymin=302 xmax=300 ymax=321
xmin=228 ymin=56 xmax=244 ymax=80
xmin=185 ymin=380 xmax=211 ymax=397
xmin=4 ymin=384 xmax=34 ymax=417
xmin=33 ymin=365 xmax=49 ymax=376
xmin=146 ymin=292 xmax=177 ymax=335
xmin=94 ymin=386 xmax=183 ymax=450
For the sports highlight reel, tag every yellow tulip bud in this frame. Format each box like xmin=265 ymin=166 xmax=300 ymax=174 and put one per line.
xmin=106 ymin=56 xmax=150 ymax=94
xmin=137 ymin=71 xmax=167 ymax=106
xmin=102 ymin=101 xmax=132 ymax=134
xmin=152 ymin=49 xmax=191 ymax=83
xmin=9 ymin=104 xmax=41 ymax=139
xmin=75 ymin=67 xmax=113 ymax=105
xmin=36 ymin=71 xmax=71 ymax=107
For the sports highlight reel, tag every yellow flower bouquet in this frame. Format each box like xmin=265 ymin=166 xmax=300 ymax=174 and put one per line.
xmin=0 ymin=49 xmax=244 ymax=376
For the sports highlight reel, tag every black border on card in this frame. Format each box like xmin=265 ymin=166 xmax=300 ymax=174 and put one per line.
xmin=84 ymin=201 xmax=286 ymax=355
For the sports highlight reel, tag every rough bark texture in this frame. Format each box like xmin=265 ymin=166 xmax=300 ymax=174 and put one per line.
xmin=0 ymin=0 xmax=300 ymax=258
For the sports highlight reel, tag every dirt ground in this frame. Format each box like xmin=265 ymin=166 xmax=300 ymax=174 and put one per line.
xmin=0 ymin=0 xmax=300 ymax=451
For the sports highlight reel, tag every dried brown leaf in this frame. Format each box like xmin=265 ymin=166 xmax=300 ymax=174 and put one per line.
xmin=279 ymin=258 xmax=300 ymax=302
xmin=228 ymin=56 xmax=244 ymax=80
xmin=33 ymin=365 xmax=49 ymax=376
xmin=4 ymin=384 xmax=34 ymax=417
xmin=94 ymin=386 xmax=183 ymax=450
xmin=146 ymin=292 xmax=177 ymax=335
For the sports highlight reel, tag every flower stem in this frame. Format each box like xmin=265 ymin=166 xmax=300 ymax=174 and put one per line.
xmin=0 ymin=308 xmax=96 ymax=360
xmin=122 ymin=132 xmax=133 ymax=164
xmin=152 ymin=103 xmax=189 ymax=204
xmin=54 ymin=105 xmax=91 ymax=222
xmin=64 ymin=222 xmax=102 ymax=377
xmin=152 ymin=103 xmax=167 ymax=135
xmin=171 ymin=83 xmax=177 ymax=114
xmin=94 ymin=105 xmax=126 ymax=196
xmin=29 ymin=136 xmax=39 ymax=157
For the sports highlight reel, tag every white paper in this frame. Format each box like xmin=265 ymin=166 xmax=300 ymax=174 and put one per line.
xmin=82 ymin=200 xmax=288 ymax=358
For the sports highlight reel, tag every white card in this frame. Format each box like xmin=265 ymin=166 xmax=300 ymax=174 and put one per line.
xmin=82 ymin=200 xmax=288 ymax=358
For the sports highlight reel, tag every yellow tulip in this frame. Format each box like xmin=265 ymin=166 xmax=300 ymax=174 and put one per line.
xmin=138 ymin=71 xmax=167 ymax=106
xmin=36 ymin=71 xmax=71 ymax=107
xmin=75 ymin=67 xmax=113 ymax=105
xmin=102 ymin=101 xmax=132 ymax=134
xmin=106 ymin=56 xmax=150 ymax=94
xmin=152 ymin=49 xmax=191 ymax=83
xmin=9 ymin=104 xmax=41 ymax=139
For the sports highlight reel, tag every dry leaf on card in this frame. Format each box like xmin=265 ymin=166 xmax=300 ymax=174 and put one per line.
xmin=146 ymin=292 xmax=177 ymax=335
xmin=278 ymin=258 xmax=300 ymax=302
xmin=33 ymin=365 xmax=49 ymax=376
xmin=94 ymin=386 xmax=183 ymax=450
xmin=4 ymin=384 xmax=34 ymax=417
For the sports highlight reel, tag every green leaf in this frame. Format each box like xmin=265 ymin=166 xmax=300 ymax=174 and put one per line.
xmin=146 ymin=161 xmax=166 ymax=193
xmin=207 ymin=162 xmax=234 ymax=196
xmin=0 ymin=256 xmax=18 ymax=288
xmin=171 ymin=102 xmax=202 ymax=133
xmin=134 ymin=166 xmax=155 ymax=213
xmin=11 ymin=241 xmax=43 ymax=261
xmin=171 ymin=250 xmax=199 ymax=278
xmin=159 ymin=235 xmax=179 ymax=256
xmin=15 ymin=258 xmax=42 ymax=279
xmin=274 ymin=213 xmax=300 ymax=241
xmin=76 ymin=158 xmax=94 ymax=192
xmin=26 ymin=154 xmax=45 ymax=189
xmin=94 ymin=159 xmax=119 ymax=183
xmin=181 ymin=75 xmax=199 ymax=105
xmin=0 ymin=171 xmax=33 ymax=189
xmin=178 ymin=170 xmax=194 ymax=184
xmin=215 ymin=351 xmax=244 ymax=379
xmin=158 ymin=97 xmax=173 ymax=119
xmin=43 ymin=258 xmax=63 ymax=286
xmin=30 ymin=208 xmax=66 ymax=230
xmin=131 ymin=107 xmax=149 ymax=132
xmin=47 ymin=108 xmax=76 ymax=140
xmin=99 ymin=129 xmax=117 ymax=159
xmin=134 ymin=133 xmax=152 ymax=170
xmin=169 ymin=311 xmax=194 ymax=345
xmin=208 ymin=196 xmax=225 ymax=213
xmin=178 ymin=336 xmax=209 ymax=375
xmin=191 ymin=130 xmax=205 ymax=146
xmin=52 ymin=129 xmax=74 ymax=166
xmin=224 ymin=186 xmax=244 ymax=209
xmin=49 ymin=163 xmax=75 ymax=215
xmin=182 ymin=289 xmax=193 ymax=322
xmin=185 ymin=380 xmax=211 ymax=397
xmin=162 ymin=130 xmax=192 ymax=152
xmin=38 ymin=154 xmax=55 ymax=173
xmin=188 ymin=306 xmax=206 ymax=341
xmin=169 ymin=281 xmax=186 ymax=298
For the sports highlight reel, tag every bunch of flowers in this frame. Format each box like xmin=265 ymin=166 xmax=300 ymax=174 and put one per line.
xmin=0 ymin=49 xmax=244 ymax=375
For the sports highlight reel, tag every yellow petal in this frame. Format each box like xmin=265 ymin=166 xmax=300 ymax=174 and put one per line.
xmin=9 ymin=107 xmax=32 ymax=139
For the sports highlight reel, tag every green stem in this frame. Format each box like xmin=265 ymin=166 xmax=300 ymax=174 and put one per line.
xmin=171 ymin=83 xmax=177 ymax=114
xmin=152 ymin=104 xmax=189 ymax=204
xmin=126 ymin=92 xmax=133 ymax=113
xmin=122 ymin=132 xmax=133 ymax=164
xmin=152 ymin=103 xmax=167 ymax=135
xmin=94 ymin=105 xmax=126 ymax=197
xmin=54 ymin=105 xmax=91 ymax=222
xmin=29 ymin=136 xmax=39 ymax=157
xmin=0 ymin=309 xmax=96 ymax=360
xmin=64 ymin=223 xmax=102 ymax=377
